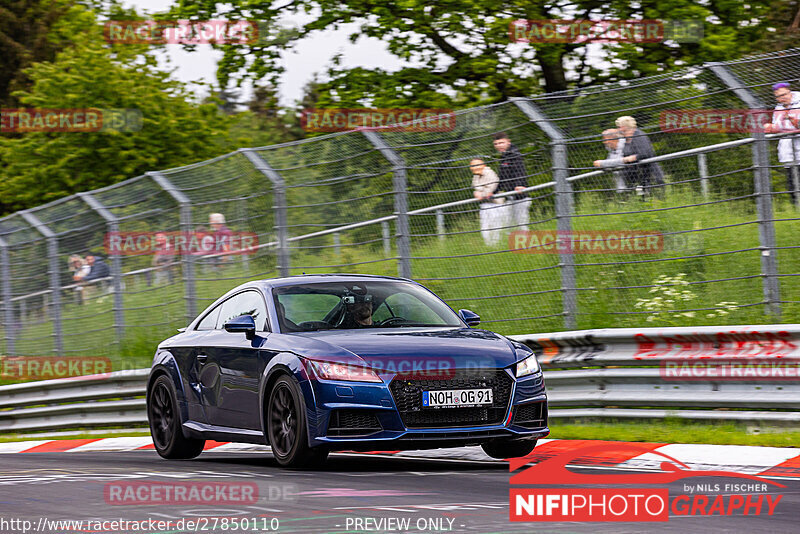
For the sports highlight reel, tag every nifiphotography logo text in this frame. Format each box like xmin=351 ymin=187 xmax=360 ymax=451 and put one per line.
xmin=508 ymin=443 xmax=784 ymax=522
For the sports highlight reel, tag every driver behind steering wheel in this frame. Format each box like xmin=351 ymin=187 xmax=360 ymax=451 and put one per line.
xmin=351 ymin=300 xmax=372 ymax=326
xmin=340 ymin=286 xmax=374 ymax=328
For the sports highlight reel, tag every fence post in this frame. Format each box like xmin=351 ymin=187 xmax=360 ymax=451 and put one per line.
xmin=512 ymin=98 xmax=577 ymax=330
xmin=78 ymin=192 xmax=125 ymax=345
xmin=0 ymin=236 xmax=14 ymax=355
xmin=19 ymin=210 xmax=63 ymax=354
xmin=147 ymin=172 xmax=197 ymax=321
xmin=708 ymin=63 xmax=781 ymax=318
xmin=697 ymin=152 xmax=709 ymax=199
xmin=362 ymin=130 xmax=411 ymax=278
xmin=240 ymin=149 xmax=290 ymax=277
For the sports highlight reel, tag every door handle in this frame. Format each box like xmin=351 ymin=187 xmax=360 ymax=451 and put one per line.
xmin=196 ymin=354 xmax=209 ymax=364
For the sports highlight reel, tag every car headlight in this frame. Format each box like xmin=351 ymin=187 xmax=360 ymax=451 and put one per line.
xmin=307 ymin=360 xmax=383 ymax=383
xmin=515 ymin=353 xmax=541 ymax=378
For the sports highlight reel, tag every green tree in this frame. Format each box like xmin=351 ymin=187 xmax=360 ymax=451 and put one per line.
xmin=0 ymin=12 xmax=232 ymax=213
xmin=168 ymin=0 xmax=778 ymax=107
xmin=0 ymin=0 xmax=87 ymax=106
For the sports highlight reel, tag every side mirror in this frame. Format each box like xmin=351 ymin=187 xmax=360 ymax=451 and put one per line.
xmin=458 ymin=309 xmax=480 ymax=327
xmin=224 ymin=315 xmax=256 ymax=339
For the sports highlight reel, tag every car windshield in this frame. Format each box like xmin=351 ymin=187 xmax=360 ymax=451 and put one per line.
xmin=273 ymin=281 xmax=463 ymax=332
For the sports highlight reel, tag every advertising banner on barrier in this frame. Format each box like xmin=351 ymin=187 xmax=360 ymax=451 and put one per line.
xmin=510 ymin=326 xmax=800 ymax=367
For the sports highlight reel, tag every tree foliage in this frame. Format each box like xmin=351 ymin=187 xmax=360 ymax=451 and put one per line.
xmin=0 ymin=7 xmax=232 ymax=213
xmin=0 ymin=0 xmax=89 ymax=106
xmin=167 ymin=0 xmax=788 ymax=108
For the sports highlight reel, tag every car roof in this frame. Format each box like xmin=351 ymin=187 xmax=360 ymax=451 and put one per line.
xmin=255 ymin=273 xmax=412 ymax=289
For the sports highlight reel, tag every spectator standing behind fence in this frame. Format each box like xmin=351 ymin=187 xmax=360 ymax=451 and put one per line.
xmin=762 ymin=82 xmax=800 ymax=205
xmin=209 ymin=213 xmax=232 ymax=265
xmin=82 ymin=253 xmax=111 ymax=301
xmin=615 ymin=116 xmax=665 ymax=196
xmin=593 ymin=128 xmax=627 ymax=193
xmin=492 ymin=132 xmax=531 ymax=230
xmin=470 ymin=158 xmax=505 ymax=246
xmin=151 ymin=232 xmax=174 ymax=285
xmin=68 ymin=254 xmax=90 ymax=304
xmin=83 ymin=254 xmax=110 ymax=282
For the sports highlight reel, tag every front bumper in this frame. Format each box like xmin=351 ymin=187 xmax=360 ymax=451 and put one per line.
xmin=308 ymin=369 xmax=548 ymax=449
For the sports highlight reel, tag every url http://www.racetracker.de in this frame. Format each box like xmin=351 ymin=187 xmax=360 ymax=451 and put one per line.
xmin=0 ymin=516 xmax=281 ymax=533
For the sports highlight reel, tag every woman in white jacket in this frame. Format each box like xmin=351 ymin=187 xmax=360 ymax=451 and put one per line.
xmin=470 ymin=159 xmax=506 ymax=246
xmin=763 ymin=82 xmax=800 ymax=205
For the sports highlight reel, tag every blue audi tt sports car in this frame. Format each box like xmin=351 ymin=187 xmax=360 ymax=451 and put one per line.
xmin=146 ymin=274 xmax=548 ymax=467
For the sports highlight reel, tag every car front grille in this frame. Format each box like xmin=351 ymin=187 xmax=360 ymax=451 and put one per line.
xmin=389 ymin=370 xmax=513 ymax=429
xmin=327 ymin=409 xmax=382 ymax=437
xmin=513 ymin=401 xmax=547 ymax=429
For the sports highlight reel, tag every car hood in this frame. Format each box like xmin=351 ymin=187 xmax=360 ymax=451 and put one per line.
xmin=275 ymin=327 xmax=519 ymax=370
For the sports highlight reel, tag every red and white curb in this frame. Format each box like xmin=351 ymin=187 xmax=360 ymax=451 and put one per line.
xmin=0 ymin=437 xmax=798 ymax=477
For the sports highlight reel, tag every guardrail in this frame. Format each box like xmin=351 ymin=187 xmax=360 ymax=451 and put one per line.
xmin=512 ymin=323 xmax=800 ymax=423
xmin=0 ymin=369 xmax=148 ymax=433
xmin=1 ymin=325 xmax=798 ymax=434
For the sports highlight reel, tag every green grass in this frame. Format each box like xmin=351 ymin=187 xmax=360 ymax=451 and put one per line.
xmin=550 ymin=418 xmax=800 ymax=447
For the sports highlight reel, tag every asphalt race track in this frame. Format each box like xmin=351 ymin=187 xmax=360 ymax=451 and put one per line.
xmin=0 ymin=450 xmax=798 ymax=533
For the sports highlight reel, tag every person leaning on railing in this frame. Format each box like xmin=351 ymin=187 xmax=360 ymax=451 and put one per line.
xmin=615 ymin=116 xmax=665 ymax=197
xmin=68 ymin=254 xmax=90 ymax=305
xmin=593 ymin=128 xmax=628 ymax=193
xmin=81 ymin=253 xmax=111 ymax=300
xmin=762 ymin=82 xmax=800 ymax=205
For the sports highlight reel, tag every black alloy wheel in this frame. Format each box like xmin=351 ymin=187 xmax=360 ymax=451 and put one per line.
xmin=266 ymin=374 xmax=329 ymax=467
xmin=147 ymin=375 xmax=205 ymax=459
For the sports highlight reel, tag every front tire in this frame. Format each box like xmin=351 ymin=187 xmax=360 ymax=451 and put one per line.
xmin=266 ymin=375 xmax=328 ymax=467
xmin=147 ymin=375 xmax=205 ymax=459
xmin=481 ymin=439 xmax=537 ymax=460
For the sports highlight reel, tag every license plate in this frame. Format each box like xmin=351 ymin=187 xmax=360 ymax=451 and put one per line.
xmin=422 ymin=388 xmax=493 ymax=408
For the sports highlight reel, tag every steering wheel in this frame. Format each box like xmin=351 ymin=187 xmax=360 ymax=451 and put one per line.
xmin=378 ymin=316 xmax=408 ymax=326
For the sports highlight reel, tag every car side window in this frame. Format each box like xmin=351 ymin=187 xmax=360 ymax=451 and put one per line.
xmin=196 ymin=305 xmax=221 ymax=331
xmin=216 ymin=290 xmax=269 ymax=331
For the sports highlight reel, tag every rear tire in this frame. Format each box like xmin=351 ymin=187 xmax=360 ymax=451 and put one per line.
xmin=147 ymin=375 xmax=205 ymax=459
xmin=267 ymin=375 xmax=329 ymax=468
xmin=481 ymin=439 xmax=537 ymax=460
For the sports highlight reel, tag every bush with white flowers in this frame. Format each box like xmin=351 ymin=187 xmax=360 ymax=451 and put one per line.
xmin=634 ymin=273 xmax=739 ymax=324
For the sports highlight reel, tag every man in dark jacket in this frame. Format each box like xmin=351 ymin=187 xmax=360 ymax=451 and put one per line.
xmin=493 ymin=132 xmax=531 ymax=230
xmin=83 ymin=254 xmax=110 ymax=282
xmin=615 ymin=116 xmax=665 ymax=195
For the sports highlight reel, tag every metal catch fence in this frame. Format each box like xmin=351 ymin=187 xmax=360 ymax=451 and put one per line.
xmin=1 ymin=49 xmax=800 ymax=359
